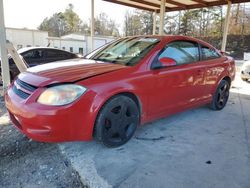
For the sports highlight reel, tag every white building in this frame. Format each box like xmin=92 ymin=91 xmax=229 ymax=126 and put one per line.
xmin=6 ymin=27 xmax=49 ymax=49
xmin=6 ymin=28 xmax=116 ymax=55
xmin=47 ymin=36 xmax=87 ymax=55
xmin=48 ymin=34 xmax=115 ymax=55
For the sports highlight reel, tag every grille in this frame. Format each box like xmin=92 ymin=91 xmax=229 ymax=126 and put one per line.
xmin=12 ymin=79 xmax=37 ymax=99
xmin=16 ymin=79 xmax=37 ymax=92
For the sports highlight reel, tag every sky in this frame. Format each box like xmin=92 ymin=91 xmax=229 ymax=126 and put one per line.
xmin=3 ymin=0 xmax=133 ymax=31
xmin=3 ymin=1 xmax=250 ymax=33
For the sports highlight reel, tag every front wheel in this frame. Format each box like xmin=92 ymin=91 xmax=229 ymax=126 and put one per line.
xmin=94 ymin=95 xmax=140 ymax=147
xmin=210 ymin=79 xmax=230 ymax=111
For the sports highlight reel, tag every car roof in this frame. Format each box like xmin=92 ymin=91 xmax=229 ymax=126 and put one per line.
xmin=122 ymin=35 xmax=199 ymax=40
xmin=17 ymin=47 xmax=75 ymax=54
xmin=122 ymin=35 xmax=215 ymax=49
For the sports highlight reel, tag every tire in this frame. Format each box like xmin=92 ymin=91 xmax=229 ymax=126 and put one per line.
xmin=241 ymin=78 xmax=248 ymax=82
xmin=210 ymin=79 xmax=230 ymax=111
xmin=95 ymin=95 xmax=140 ymax=147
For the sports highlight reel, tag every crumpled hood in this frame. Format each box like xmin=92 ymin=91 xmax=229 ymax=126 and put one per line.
xmin=18 ymin=59 xmax=126 ymax=87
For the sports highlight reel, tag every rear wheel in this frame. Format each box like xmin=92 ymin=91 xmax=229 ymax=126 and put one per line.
xmin=95 ymin=95 xmax=139 ymax=147
xmin=210 ymin=79 xmax=230 ymax=111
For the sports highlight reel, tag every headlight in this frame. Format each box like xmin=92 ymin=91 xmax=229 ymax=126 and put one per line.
xmin=37 ymin=84 xmax=87 ymax=106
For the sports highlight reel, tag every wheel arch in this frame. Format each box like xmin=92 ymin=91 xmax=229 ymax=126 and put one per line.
xmin=117 ymin=92 xmax=142 ymax=115
xmin=210 ymin=75 xmax=231 ymax=110
xmin=210 ymin=74 xmax=232 ymax=98
xmin=97 ymin=91 xmax=142 ymax=120
xmin=92 ymin=90 xmax=143 ymax=138
xmin=222 ymin=76 xmax=231 ymax=87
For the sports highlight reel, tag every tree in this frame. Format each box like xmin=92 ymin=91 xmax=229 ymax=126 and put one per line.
xmin=38 ymin=5 xmax=120 ymax=37
xmin=123 ymin=10 xmax=153 ymax=36
xmin=38 ymin=4 xmax=89 ymax=37
xmin=229 ymin=4 xmax=250 ymax=35
xmin=94 ymin=13 xmax=119 ymax=36
xmin=38 ymin=12 xmax=68 ymax=37
xmin=79 ymin=22 xmax=90 ymax=35
xmin=176 ymin=7 xmax=224 ymax=37
xmin=164 ymin=12 xmax=180 ymax=35
xmin=179 ymin=10 xmax=193 ymax=35
xmin=124 ymin=10 xmax=142 ymax=36
xmin=139 ymin=10 xmax=154 ymax=35
xmin=63 ymin=4 xmax=83 ymax=33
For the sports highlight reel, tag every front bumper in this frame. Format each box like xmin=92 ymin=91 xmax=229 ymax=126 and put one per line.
xmin=5 ymin=85 xmax=96 ymax=142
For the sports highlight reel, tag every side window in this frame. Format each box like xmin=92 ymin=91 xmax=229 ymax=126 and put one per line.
xmin=46 ymin=50 xmax=73 ymax=59
xmin=60 ymin=51 xmax=73 ymax=58
xmin=46 ymin=50 xmax=59 ymax=58
xmin=158 ymin=41 xmax=199 ymax=65
xmin=201 ymin=46 xmax=221 ymax=60
xmin=22 ymin=50 xmax=43 ymax=59
xmin=22 ymin=51 xmax=34 ymax=58
xmin=32 ymin=50 xmax=43 ymax=58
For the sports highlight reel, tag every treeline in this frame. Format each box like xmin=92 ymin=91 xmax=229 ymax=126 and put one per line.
xmin=38 ymin=4 xmax=120 ymax=37
xmin=198 ymin=35 xmax=250 ymax=59
xmin=124 ymin=4 xmax=250 ymax=37
xmin=123 ymin=4 xmax=250 ymax=58
xmin=38 ymin=3 xmax=250 ymax=58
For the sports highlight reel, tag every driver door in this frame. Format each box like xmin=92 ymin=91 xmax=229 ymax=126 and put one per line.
xmin=148 ymin=40 xmax=206 ymax=118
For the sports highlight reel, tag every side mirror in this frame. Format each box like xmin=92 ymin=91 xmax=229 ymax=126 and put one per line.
xmin=159 ymin=57 xmax=177 ymax=67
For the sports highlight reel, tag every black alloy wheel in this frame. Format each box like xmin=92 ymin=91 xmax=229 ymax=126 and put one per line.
xmin=210 ymin=79 xmax=230 ymax=110
xmin=95 ymin=95 xmax=139 ymax=147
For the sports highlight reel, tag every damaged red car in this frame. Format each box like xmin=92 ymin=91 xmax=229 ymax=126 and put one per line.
xmin=5 ymin=36 xmax=235 ymax=147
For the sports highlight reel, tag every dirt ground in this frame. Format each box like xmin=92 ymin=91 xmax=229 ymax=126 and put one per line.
xmin=0 ymin=95 xmax=87 ymax=188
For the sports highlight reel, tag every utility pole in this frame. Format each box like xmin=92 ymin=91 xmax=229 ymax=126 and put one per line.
xmin=0 ymin=0 xmax=10 ymax=89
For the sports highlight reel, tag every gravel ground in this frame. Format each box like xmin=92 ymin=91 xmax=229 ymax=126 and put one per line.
xmin=0 ymin=92 xmax=87 ymax=188
xmin=0 ymin=62 xmax=247 ymax=188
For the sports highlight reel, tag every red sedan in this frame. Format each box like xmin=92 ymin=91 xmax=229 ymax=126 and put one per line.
xmin=5 ymin=36 xmax=235 ymax=147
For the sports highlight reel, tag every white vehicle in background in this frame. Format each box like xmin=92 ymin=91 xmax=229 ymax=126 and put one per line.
xmin=241 ymin=61 xmax=250 ymax=82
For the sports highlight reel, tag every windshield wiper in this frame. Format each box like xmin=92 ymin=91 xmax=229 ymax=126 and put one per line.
xmin=92 ymin=58 xmax=117 ymax=64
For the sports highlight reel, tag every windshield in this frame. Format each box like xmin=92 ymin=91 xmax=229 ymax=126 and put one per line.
xmin=88 ymin=37 xmax=160 ymax=66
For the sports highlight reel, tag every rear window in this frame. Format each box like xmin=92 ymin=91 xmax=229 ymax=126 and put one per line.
xmin=46 ymin=50 xmax=72 ymax=58
xmin=201 ymin=46 xmax=221 ymax=60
